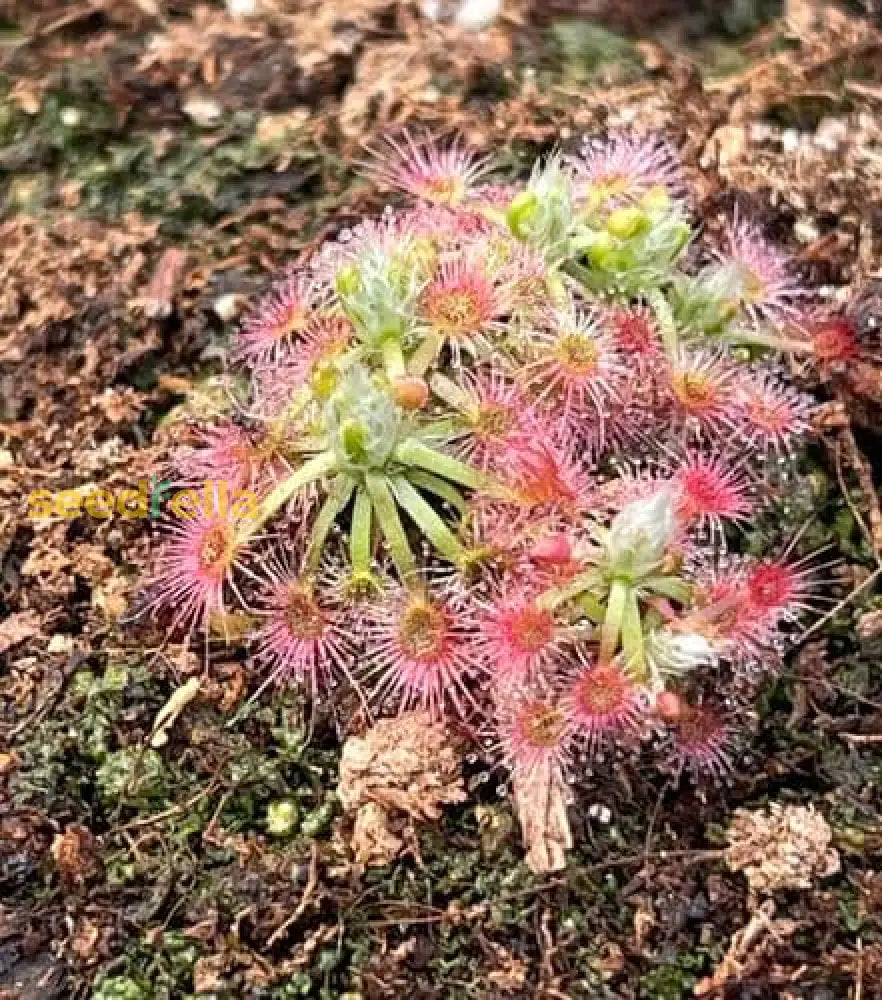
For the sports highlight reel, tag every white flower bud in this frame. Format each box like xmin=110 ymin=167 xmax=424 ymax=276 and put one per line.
xmin=606 ymin=490 xmax=676 ymax=571
xmin=647 ymin=629 xmax=716 ymax=676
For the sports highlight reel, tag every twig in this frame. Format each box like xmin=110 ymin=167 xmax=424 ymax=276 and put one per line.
xmin=695 ymin=899 xmax=796 ymax=996
xmin=111 ymin=782 xmax=220 ymax=833
xmin=266 ymin=843 xmax=320 ymax=947
xmin=795 ymin=566 xmax=882 ymax=644
xmin=841 ymin=424 xmax=882 ymax=560
xmin=834 ymin=438 xmax=876 ymax=561
xmin=855 ymin=936 xmax=864 ymax=1000
xmin=359 ymin=849 xmax=726 ymax=927
xmin=846 ymin=79 xmax=882 ymax=102
xmin=5 ymin=651 xmax=89 ymax=738
xmin=642 ymin=778 xmax=671 ymax=867
xmin=32 ymin=2 xmax=103 ymax=38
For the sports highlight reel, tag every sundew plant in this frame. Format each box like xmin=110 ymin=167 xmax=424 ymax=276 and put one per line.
xmin=143 ymin=131 xmax=837 ymax=826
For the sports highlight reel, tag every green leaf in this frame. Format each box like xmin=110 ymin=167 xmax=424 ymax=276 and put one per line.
xmin=391 ymin=476 xmax=465 ymax=565
xmin=429 ymin=372 xmax=472 ymax=413
xmin=642 ymin=575 xmax=693 ymax=603
xmin=408 ymin=329 xmax=443 ymax=376
xmin=381 ymin=336 xmax=406 ymax=377
xmin=600 ymin=578 xmax=629 ymax=662
xmin=350 ymin=486 xmax=373 ymax=575
xmin=304 ymin=475 xmax=355 ymax=573
xmin=405 ymin=469 xmax=467 ymax=513
xmin=364 ymin=472 xmax=416 ymax=580
xmin=537 ymin=568 xmax=604 ymax=611
xmin=620 ymin=587 xmax=646 ymax=676
xmin=576 ymin=592 xmax=606 ymax=623
xmin=394 ymin=439 xmax=494 ymax=493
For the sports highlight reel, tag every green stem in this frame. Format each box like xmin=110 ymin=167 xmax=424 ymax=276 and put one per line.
xmin=390 ymin=476 xmax=465 ymax=565
xmin=429 ymin=373 xmax=472 ymax=414
xmin=350 ymin=486 xmax=373 ymax=575
xmin=405 ymin=469 xmax=467 ymax=513
xmin=576 ymin=592 xmax=606 ymax=624
xmin=364 ymin=472 xmax=416 ymax=581
xmin=381 ymin=337 xmax=406 ymax=378
xmin=239 ymin=451 xmax=336 ymax=540
xmin=642 ymin=575 xmax=693 ymax=603
xmin=408 ymin=330 xmax=443 ymax=377
xmin=537 ymin=569 xmax=604 ymax=612
xmin=600 ymin=578 xmax=630 ymax=663
xmin=726 ymin=329 xmax=811 ymax=354
xmin=393 ymin=439 xmax=495 ymax=493
xmin=621 ymin=587 xmax=646 ymax=678
xmin=304 ymin=475 xmax=355 ymax=574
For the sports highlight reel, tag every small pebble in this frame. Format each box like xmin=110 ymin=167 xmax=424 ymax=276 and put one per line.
xmin=454 ymin=0 xmax=501 ymax=30
xmin=421 ymin=0 xmax=500 ymax=29
xmin=748 ymin=122 xmax=779 ymax=144
xmin=227 ymin=0 xmax=258 ymax=15
xmin=813 ymin=117 xmax=847 ymax=153
xmin=793 ymin=218 xmax=820 ymax=244
xmin=183 ymin=96 xmax=223 ymax=128
xmin=60 ymin=107 xmax=82 ymax=128
xmin=213 ymin=293 xmax=243 ymax=323
xmin=587 ymin=804 xmax=612 ymax=824
xmin=47 ymin=634 xmax=74 ymax=654
xmin=781 ymin=128 xmax=801 ymax=154
xmin=857 ymin=609 xmax=882 ymax=640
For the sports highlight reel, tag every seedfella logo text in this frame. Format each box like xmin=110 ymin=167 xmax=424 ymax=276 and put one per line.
xmin=27 ymin=478 xmax=258 ymax=520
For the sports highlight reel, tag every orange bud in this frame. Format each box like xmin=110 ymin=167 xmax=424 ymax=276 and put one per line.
xmin=390 ymin=376 xmax=430 ymax=411
xmin=654 ymin=690 xmax=684 ymax=722
xmin=530 ymin=534 xmax=573 ymax=565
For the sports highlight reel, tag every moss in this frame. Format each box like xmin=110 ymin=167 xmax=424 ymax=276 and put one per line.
xmin=639 ymin=952 xmax=706 ymax=1000
xmin=90 ymin=977 xmax=150 ymax=1000
xmin=1 ymin=70 xmax=353 ymax=236
xmin=546 ymin=21 xmax=642 ymax=85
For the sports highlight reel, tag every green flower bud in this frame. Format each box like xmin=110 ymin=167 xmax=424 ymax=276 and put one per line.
xmin=606 ymin=206 xmax=649 ymax=240
xmin=341 ymin=418 xmax=369 ymax=465
xmin=301 ymin=800 xmax=337 ymax=838
xmin=103 ymin=664 xmax=129 ymax=692
xmin=92 ymin=976 xmax=147 ymax=1000
xmin=605 ymin=491 xmax=677 ymax=578
xmin=71 ymin=670 xmax=96 ymax=698
xmin=670 ymin=221 xmax=691 ymax=255
xmin=335 ymin=264 xmax=361 ymax=299
xmin=585 ymin=231 xmax=617 ymax=269
xmin=506 ymin=190 xmax=539 ymax=239
xmin=311 ymin=361 xmax=339 ymax=400
xmin=267 ymin=799 xmax=300 ymax=836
